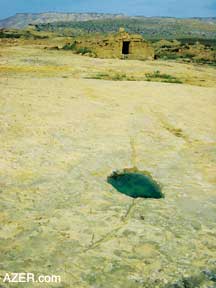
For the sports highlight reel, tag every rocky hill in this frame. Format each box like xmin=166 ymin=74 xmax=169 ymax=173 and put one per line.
xmin=0 ymin=12 xmax=126 ymax=29
xmin=1 ymin=13 xmax=216 ymax=41
xmin=36 ymin=17 xmax=216 ymax=41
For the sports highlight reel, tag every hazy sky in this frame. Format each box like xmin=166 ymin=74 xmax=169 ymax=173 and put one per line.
xmin=0 ymin=0 xmax=215 ymax=19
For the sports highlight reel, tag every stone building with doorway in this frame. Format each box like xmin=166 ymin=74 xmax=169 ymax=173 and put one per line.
xmin=70 ymin=28 xmax=155 ymax=60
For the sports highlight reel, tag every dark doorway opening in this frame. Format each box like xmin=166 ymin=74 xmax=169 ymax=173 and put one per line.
xmin=122 ymin=41 xmax=130 ymax=55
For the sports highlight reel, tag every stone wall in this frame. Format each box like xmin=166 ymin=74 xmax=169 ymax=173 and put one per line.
xmin=73 ymin=31 xmax=155 ymax=60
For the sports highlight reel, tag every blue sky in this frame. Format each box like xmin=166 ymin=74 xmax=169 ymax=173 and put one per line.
xmin=0 ymin=0 xmax=215 ymax=20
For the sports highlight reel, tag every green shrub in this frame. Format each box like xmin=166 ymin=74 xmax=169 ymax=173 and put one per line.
xmin=145 ymin=70 xmax=182 ymax=83
xmin=90 ymin=73 xmax=110 ymax=79
xmin=76 ymin=47 xmax=92 ymax=55
xmin=87 ymin=72 xmax=136 ymax=81
xmin=62 ymin=43 xmax=93 ymax=55
xmin=62 ymin=42 xmax=77 ymax=51
xmin=182 ymin=53 xmax=195 ymax=59
xmin=0 ymin=30 xmax=21 ymax=38
xmin=194 ymin=58 xmax=216 ymax=66
xmin=161 ymin=53 xmax=180 ymax=60
xmin=111 ymin=73 xmax=127 ymax=80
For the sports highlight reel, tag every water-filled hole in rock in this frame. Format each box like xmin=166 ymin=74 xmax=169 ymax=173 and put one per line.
xmin=107 ymin=168 xmax=164 ymax=199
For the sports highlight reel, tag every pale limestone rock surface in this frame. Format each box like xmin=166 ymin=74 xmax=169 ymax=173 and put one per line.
xmin=0 ymin=47 xmax=216 ymax=288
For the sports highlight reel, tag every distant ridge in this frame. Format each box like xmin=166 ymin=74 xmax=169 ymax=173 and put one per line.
xmin=0 ymin=12 xmax=126 ymax=29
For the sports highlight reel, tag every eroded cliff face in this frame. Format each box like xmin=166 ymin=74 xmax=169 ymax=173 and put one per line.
xmin=0 ymin=45 xmax=216 ymax=288
xmin=0 ymin=12 xmax=126 ymax=29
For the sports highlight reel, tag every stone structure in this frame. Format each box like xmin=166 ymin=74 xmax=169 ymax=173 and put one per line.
xmin=73 ymin=28 xmax=155 ymax=60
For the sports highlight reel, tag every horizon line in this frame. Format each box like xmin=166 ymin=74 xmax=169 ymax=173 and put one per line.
xmin=1 ymin=11 xmax=215 ymax=21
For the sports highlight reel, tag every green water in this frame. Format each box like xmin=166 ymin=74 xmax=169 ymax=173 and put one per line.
xmin=107 ymin=171 xmax=164 ymax=199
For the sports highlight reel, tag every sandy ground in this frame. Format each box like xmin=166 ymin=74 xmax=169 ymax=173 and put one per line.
xmin=0 ymin=45 xmax=216 ymax=287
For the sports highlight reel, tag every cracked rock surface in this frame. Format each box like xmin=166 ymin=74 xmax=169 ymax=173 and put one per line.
xmin=0 ymin=46 xmax=216 ymax=288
